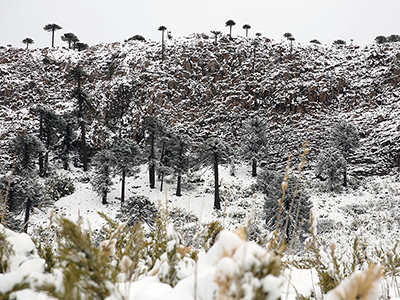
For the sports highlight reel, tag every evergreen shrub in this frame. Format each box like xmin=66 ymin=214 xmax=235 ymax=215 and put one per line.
xmin=116 ymin=195 xmax=158 ymax=228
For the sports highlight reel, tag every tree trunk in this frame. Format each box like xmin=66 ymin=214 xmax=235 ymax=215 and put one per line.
xmin=102 ymin=191 xmax=108 ymax=205
xmin=161 ymin=31 xmax=165 ymax=62
xmin=214 ymin=157 xmax=221 ymax=210
xmin=160 ymin=172 xmax=164 ymax=192
xmin=51 ymin=30 xmax=55 ymax=47
xmin=44 ymin=151 xmax=49 ymax=177
xmin=252 ymin=158 xmax=257 ymax=177
xmin=121 ymin=169 xmax=126 ymax=203
xmin=80 ymin=120 xmax=88 ymax=171
xmin=176 ymin=175 xmax=182 ymax=197
xmin=343 ymin=168 xmax=347 ymax=187
xmin=39 ymin=112 xmax=44 ymax=177
xmin=23 ymin=198 xmax=32 ymax=233
xmin=149 ymin=134 xmax=155 ymax=189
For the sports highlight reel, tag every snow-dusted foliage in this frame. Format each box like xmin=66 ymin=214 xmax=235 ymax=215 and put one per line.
xmin=9 ymin=134 xmax=44 ymax=177
xmin=111 ymin=137 xmax=142 ymax=202
xmin=197 ymin=137 xmax=231 ymax=209
xmin=258 ymin=169 xmax=311 ymax=242
xmin=116 ymin=195 xmax=157 ymax=228
xmin=1 ymin=35 xmax=400 ymax=176
xmin=0 ymin=175 xmax=47 ymax=232
xmin=330 ymin=120 xmax=360 ymax=158
xmin=213 ymin=229 xmax=282 ymax=300
xmin=91 ymin=149 xmax=114 ymax=204
xmin=240 ymin=116 xmax=268 ymax=177
xmin=315 ymin=147 xmax=347 ymax=191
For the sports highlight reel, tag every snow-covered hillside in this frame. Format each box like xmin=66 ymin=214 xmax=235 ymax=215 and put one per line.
xmin=1 ymin=34 xmax=399 ymax=175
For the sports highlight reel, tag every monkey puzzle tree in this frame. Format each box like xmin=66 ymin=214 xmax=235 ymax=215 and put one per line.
xmin=76 ymin=42 xmax=89 ymax=51
xmin=225 ymin=20 xmax=236 ymax=37
xmin=310 ymin=39 xmax=321 ymax=44
xmin=143 ymin=115 xmax=166 ymax=189
xmin=22 ymin=38 xmax=34 ymax=50
xmin=284 ymin=32 xmax=295 ymax=57
xmin=259 ymin=169 xmax=311 ymax=242
xmin=198 ymin=137 xmax=230 ymax=209
xmin=158 ymin=25 xmax=167 ymax=62
xmin=10 ymin=133 xmax=44 ymax=177
xmin=315 ymin=147 xmax=347 ymax=191
xmin=210 ymin=30 xmax=222 ymax=45
xmin=61 ymin=33 xmax=78 ymax=49
xmin=91 ymin=150 xmax=114 ymax=205
xmin=43 ymin=23 xmax=62 ymax=47
xmin=240 ymin=116 xmax=268 ymax=177
xmin=170 ymin=133 xmax=191 ymax=197
xmin=0 ymin=175 xmax=45 ymax=233
xmin=30 ymin=105 xmax=62 ymax=177
xmin=111 ymin=137 xmax=143 ymax=203
xmin=59 ymin=113 xmax=76 ymax=171
xmin=329 ymin=120 xmax=360 ymax=187
xmin=387 ymin=34 xmax=400 ymax=43
xmin=7 ymin=134 xmax=46 ymax=232
xmin=69 ymin=65 xmax=92 ymax=171
xmin=333 ymin=39 xmax=346 ymax=46
xmin=243 ymin=24 xmax=251 ymax=37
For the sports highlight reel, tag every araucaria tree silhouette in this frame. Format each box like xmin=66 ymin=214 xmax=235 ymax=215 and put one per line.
xmin=22 ymin=38 xmax=34 ymax=49
xmin=198 ymin=137 xmax=230 ymax=209
xmin=170 ymin=134 xmax=191 ymax=197
xmin=210 ymin=31 xmax=222 ymax=45
xmin=30 ymin=105 xmax=62 ymax=177
xmin=259 ymin=169 xmax=311 ymax=242
xmin=315 ymin=147 xmax=347 ymax=191
xmin=43 ymin=23 xmax=62 ymax=47
xmin=158 ymin=25 xmax=167 ymax=62
xmin=7 ymin=134 xmax=46 ymax=232
xmin=329 ymin=120 xmax=360 ymax=187
xmin=10 ymin=134 xmax=44 ymax=177
xmin=61 ymin=33 xmax=78 ymax=49
xmin=111 ymin=137 xmax=142 ymax=203
xmin=91 ymin=150 xmax=114 ymax=205
xmin=240 ymin=116 xmax=268 ymax=177
xmin=225 ymin=20 xmax=236 ymax=37
xmin=69 ymin=65 xmax=91 ymax=171
xmin=143 ymin=115 xmax=165 ymax=189
xmin=374 ymin=35 xmax=387 ymax=44
xmin=243 ymin=24 xmax=251 ymax=37
xmin=284 ymin=32 xmax=295 ymax=57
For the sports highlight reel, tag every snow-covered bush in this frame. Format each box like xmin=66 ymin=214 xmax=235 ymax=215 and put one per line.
xmin=152 ymin=224 xmax=194 ymax=287
xmin=45 ymin=174 xmax=75 ymax=201
xmin=214 ymin=229 xmax=282 ymax=300
xmin=116 ymin=195 xmax=158 ymax=228
xmin=258 ymin=169 xmax=311 ymax=243
xmin=315 ymin=147 xmax=347 ymax=191
xmin=0 ymin=224 xmax=44 ymax=298
xmin=39 ymin=217 xmax=119 ymax=300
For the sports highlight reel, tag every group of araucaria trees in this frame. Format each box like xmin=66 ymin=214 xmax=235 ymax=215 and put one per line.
xmin=20 ymin=23 xmax=88 ymax=51
xmin=0 ymin=65 xmax=93 ymax=232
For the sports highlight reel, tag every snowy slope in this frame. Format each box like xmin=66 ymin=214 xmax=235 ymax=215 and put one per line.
xmin=1 ymin=34 xmax=399 ymax=176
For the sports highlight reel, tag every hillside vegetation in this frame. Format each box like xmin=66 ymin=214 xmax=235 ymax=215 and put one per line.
xmin=1 ymin=33 xmax=400 ymax=175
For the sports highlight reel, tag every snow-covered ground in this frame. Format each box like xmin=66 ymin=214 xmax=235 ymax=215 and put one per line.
xmin=2 ymin=162 xmax=400 ymax=299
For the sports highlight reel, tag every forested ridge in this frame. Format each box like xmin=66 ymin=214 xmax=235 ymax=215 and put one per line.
xmin=1 ymin=33 xmax=399 ymax=176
